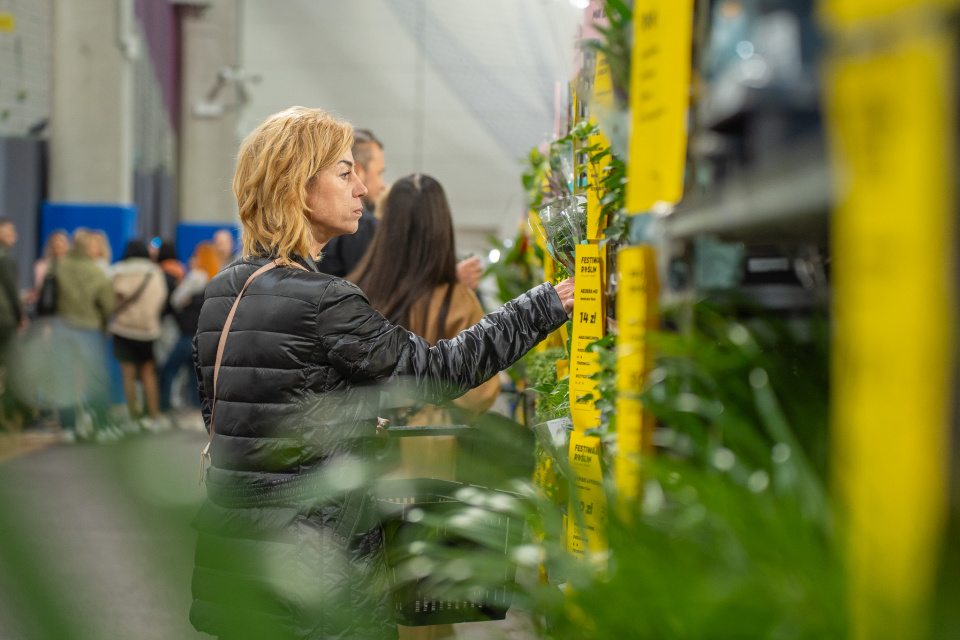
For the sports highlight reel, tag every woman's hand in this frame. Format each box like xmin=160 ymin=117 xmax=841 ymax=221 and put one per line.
xmin=554 ymin=277 xmax=575 ymax=314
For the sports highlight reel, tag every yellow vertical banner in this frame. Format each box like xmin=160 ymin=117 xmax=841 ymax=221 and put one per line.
xmin=569 ymin=243 xmax=604 ymax=432
xmin=586 ymin=53 xmax=613 ymax=239
xmin=625 ymin=0 xmax=694 ymax=213
xmin=821 ymin=0 xmax=960 ymax=30
xmin=586 ymin=122 xmax=610 ymax=240
xmin=826 ymin=27 xmax=955 ymax=640
xmin=614 ymin=245 xmax=658 ymax=503
xmin=567 ymin=429 xmax=607 ymax=564
xmin=566 ymin=243 xmax=608 ymax=567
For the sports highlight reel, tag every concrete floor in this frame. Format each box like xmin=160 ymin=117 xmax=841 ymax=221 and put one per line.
xmin=0 ymin=429 xmax=209 ymax=640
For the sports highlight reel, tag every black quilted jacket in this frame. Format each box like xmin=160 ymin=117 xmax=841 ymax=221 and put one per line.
xmin=189 ymin=255 xmax=567 ymax=639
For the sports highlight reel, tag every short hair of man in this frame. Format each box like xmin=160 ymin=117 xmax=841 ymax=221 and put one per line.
xmin=234 ymin=106 xmax=354 ymax=262
xmin=351 ymin=128 xmax=383 ymax=172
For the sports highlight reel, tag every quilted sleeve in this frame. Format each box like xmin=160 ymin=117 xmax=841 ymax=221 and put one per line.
xmin=317 ymin=279 xmax=568 ymax=405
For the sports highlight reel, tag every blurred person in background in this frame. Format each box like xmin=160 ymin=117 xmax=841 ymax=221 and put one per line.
xmin=160 ymin=241 xmax=220 ymax=416
xmin=212 ymin=229 xmax=239 ymax=266
xmin=88 ymin=229 xmax=113 ymax=275
xmin=40 ymin=230 xmax=114 ymax=440
xmin=189 ymin=106 xmax=574 ymax=640
xmin=154 ymin=239 xmax=185 ymax=371
xmin=317 ymin=129 xmax=484 ymax=290
xmin=32 ymin=229 xmax=69 ymax=303
xmin=349 ymin=174 xmax=499 ymax=482
xmin=110 ymin=240 xmax=168 ymax=431
xmin=0 ymin=219 xmax=24 ymax=430
xmin=156 ymin=239 xmax=185 ymax=285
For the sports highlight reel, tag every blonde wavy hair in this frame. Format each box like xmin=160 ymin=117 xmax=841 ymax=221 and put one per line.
xmin=234 ymin=106 xmax=354 ymax=261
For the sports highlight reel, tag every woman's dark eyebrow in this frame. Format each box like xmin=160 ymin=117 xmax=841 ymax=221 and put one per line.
xmin=338 ymin=160 xmax=354 ymax=169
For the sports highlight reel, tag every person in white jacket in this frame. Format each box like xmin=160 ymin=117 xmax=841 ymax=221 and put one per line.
xmin=110 ymin=240 xmax=168 ymax=429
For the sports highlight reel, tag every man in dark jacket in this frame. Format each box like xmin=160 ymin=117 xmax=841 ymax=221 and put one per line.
xmin=316 ymin=129 xmax=486 ymax=290
xmin=0 ymin=219 xmax=23 ymax=430
xmin=316 ymin=128 xmax=386 ymax=277
xmin=0 ymin=220 xmax=22 ymax=341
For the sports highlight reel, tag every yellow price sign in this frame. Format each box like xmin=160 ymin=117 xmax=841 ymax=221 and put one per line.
xmin=0 ymin=13 xmax=14 ymax=33
xmin=567 ymin=430 xmax=608 ymax=565
xmin=826 ymin=27 xmax=955 ymax=640
xmin=625 ymin=0 xmax=694 ymax=213
xmin=614 ymin=245 xmax=658 ymax=503
xmin=821 ymin=0 xmax=960 ymax=30
xmin=570 ymin=243 xmax=605 ymax=432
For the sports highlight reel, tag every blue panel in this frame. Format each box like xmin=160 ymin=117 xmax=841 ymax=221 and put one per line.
xmin=175 ymin=222 xmax=240 ymax=263
xmin=40 ymin=202 xmax=139 ymax=264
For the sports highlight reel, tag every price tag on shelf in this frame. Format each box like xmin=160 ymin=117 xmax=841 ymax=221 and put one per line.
xmin=570 ymin=243 xmax=605 ymax=433
xmin=614 ymin=245 xmax=657 ymax=503
xmin=625 ymin=0 xmax=694 ymax=213
xmin=586 ymin=119 xmax=611 ymax=240
xmin=826 ymin=26 xmax=955 ymax=636
xmin=567 ymin=429 xmax=607 ymax=565
xmin=821 ymin=0 xmax=960 ymax=30
xmin=586 ymin=51 xmax=613 ymax=239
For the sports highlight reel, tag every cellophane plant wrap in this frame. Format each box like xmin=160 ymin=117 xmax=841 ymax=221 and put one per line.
xmin=531 ymin=195 xmax=588 ymax=275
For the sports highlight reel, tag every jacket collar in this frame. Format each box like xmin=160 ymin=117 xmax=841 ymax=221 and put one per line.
xmin=246 ymin=253 xmax=318 ymax=273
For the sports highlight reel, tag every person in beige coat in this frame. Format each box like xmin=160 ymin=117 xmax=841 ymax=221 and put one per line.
xmin=348 ymin=174 xmax=502 ymax=481
xmin=110 ymin=240 xmax=168 ymax=427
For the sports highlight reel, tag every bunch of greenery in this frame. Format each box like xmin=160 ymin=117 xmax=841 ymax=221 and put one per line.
xmin=526 ymin=347 xmax=571 ymax=424
xmin=483 ymin=228 xmax=544 ymax=308
xmin=582 ymin=0 xmax=633 ymax=110
xmin=395 ymin=301 xmax=845 ymax=639
xmin=534 ymin=196 xmax=587 ymax=276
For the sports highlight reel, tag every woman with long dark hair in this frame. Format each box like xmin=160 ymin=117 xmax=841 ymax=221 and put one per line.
xmin=348 ymin=174 xmax=500 ymax=480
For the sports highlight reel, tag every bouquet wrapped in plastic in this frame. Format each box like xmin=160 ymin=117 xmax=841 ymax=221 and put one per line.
xmin=530 ymin=194 xmax=588 ymax=274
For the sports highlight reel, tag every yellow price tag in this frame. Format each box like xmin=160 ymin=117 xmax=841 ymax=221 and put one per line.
xmin=593 ymin=49 xmax=615 ymax=111
xmin=626 ymin=0 xmax=694 ymax=213
xmin=0 ymin=13 xmax=14 ymax=32
xmin=821 ymin=0 xmax=960 ymax=30
xmin=827 ymin=27 xmax=955 ymax=639
xmin=586 ymin=119 xmax=611 ymax=240
xmin=567 ymin=430 xmax=607 ymax=565
xmin=570 ymin=244 xmax=605 ymax=432
xmin=614 ymin=245 xmax=658 ymax=503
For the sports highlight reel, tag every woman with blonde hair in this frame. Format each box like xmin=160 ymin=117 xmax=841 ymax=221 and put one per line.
xmin=189 ymin=106 xmax=574 ymax=640
xmin=32 ymin=229 xmax=70 ymax=302
xmin=87 ymin=229 xmax=113 ymax=274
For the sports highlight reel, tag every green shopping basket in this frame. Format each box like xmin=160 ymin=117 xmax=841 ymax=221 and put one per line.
xmin=376 ymin=425 xmax=526 ymax=627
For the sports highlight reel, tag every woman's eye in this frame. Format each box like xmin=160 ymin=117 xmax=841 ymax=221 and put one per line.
xmin=340 ymin=172 xmax=351 ymax=179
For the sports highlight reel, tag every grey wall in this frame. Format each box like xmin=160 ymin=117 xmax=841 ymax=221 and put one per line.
xmin=238 ymin=0 xmax=580 ymax=254
xmin=0 ymin=137 xmax=45 ymax=291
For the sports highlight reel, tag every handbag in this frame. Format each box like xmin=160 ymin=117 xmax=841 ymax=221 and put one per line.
xmin=113 ymin=272 xmax=154 ymax=317
xmin=36 ymin=261 xmax=58 ymax=317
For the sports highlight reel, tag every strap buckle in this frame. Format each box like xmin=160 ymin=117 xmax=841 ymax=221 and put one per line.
xmin=199 ymin=442 xmax=210 ymax=485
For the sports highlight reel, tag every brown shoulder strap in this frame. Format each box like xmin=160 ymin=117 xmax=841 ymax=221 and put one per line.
xmin=200 ymin=258 xmax=308 ymax=482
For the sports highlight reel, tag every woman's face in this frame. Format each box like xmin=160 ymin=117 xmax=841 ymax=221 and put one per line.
xmin=304 ymin=150 xmax=368 ymax=248
xmin=51 ymin=234 xmax=69 ymax=257
xmin=88 ymin=238 xmax=104 ymax=259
